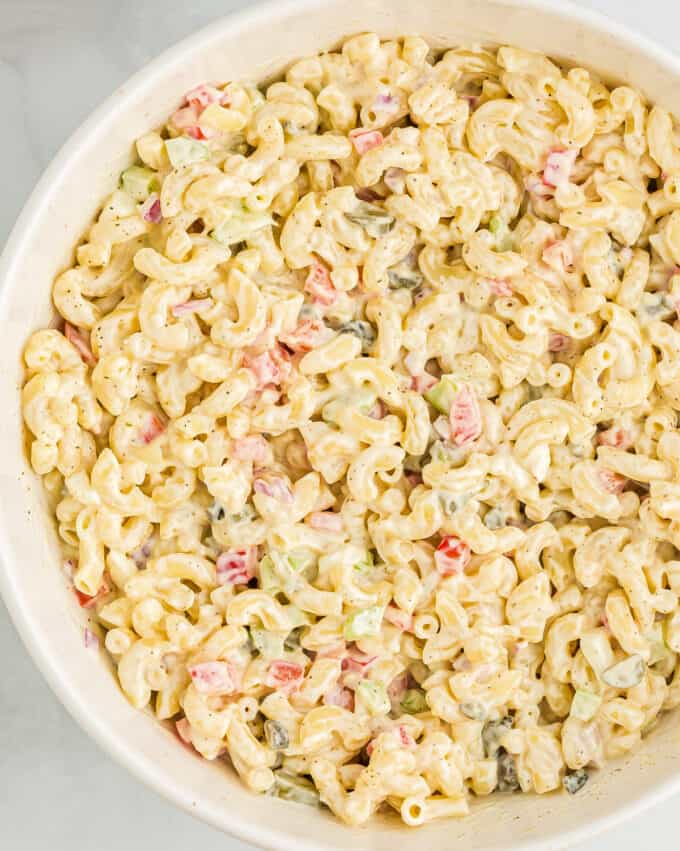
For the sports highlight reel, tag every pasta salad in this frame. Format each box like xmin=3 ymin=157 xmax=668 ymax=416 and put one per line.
xmin=21 ymin=32 xmax=680 ymax=827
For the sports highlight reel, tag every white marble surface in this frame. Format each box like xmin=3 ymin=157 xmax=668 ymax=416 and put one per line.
xmin=2 ymin=0 xmax=680 ymax=848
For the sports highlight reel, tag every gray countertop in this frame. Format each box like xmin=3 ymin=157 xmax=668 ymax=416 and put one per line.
xmin=2 ymin=0 xmax=680 ymax=847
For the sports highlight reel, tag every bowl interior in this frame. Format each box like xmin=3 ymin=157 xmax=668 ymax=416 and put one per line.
xmin=3 ymin=1 xmax=680 ymax=849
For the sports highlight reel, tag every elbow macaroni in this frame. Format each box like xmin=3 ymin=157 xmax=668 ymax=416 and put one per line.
xmin=20 ymin=33 xmax=680 ymax=827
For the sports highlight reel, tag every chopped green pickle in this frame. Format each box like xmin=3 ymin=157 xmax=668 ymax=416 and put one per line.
xmin=563 ymin=769 xmax=589 ymax=795
xmin=264 ymin=719 xmax=290 ymax=750
xmin=250 ymin=626 xmax=284 ymax=659
xmin=401 ymin=688 xmax=428 ymax=714
xmin=272 ymin=770 xmax=320 ymax=807
xmin=345 ymin=203 xmax=395 ymax=237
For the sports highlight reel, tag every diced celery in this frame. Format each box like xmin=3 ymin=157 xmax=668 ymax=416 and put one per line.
xmin=424 ymin=376 xmax=461 ymax=415
xmin=352 ymin=550 xmax=375 ymax=574
xmin=121 ymin=166 xmax=158 ymax=202
xmin=400 ymin=688 xmax=428 ymax=714
xmin=211 ymin=210 xmax=272 ymax=246
xmin=287 ymin=549 xmax=317 ymax=582
xmin=488 ymin=214 xmax=503 ymax=235
xmin=570 ymin=688 xmax=601 ymax=722
xmin=344 ymin=606 xmax=384 ymax=640
xmin=488 ymin=214 xmax=512 ymax=251
xmin=272 ymin=770 xmax=320 ymax=807
xmin=601 ymin=655 xmax=645 ymax=689
xmin=563 ymin=769 xmax=589 ymax=795
xmin=165 ymin=137 xmax=210 ymax=168
xmin=356 ymin=680 xmax=390 ymax=715
xmin=258 ymin=555 xmax=281 ymax=594
xmin=250 ymin=626 xmax=285 ymax=659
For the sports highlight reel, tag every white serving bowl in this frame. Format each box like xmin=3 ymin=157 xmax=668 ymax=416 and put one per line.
xmin=3 ymin=0 xmax=680 ymax=847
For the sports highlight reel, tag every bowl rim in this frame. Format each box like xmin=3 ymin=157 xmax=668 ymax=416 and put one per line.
xmin=2 ymin=0 xmax=680 ymax=848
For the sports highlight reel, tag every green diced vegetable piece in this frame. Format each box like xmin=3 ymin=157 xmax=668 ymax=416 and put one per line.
xmin=482 ymin=716 xmax=513 ymax=758
xmin=352 ymin=550 xmax=374 ymax=574
xmin=401 ymin=688 xmax=428 ymax=714
xmin=601 ymin=654 xmax=645 ymax=689
xmin=250 ymin=627 xmax=285 ymax=659
xmin=121 ymin=166 xmax=158 ymax=202
xmin=287 ymin=549 xmax=317 ymax=578
xmin=284 ymin=627 xmax=303 ymax=651
xmin=488 ymin=214 xmax=503 ymax=235
xmin=424 ymin=376 xmax=461 ymax=415
xmin=339 ymin=320 xmax=376 ymax=353
xmin=264 ymin=719 xmax=290 ymax=750
xmin=563 ymin=769 xmax=589 ymax=795
xmin=268 ymin=549 xmax=317 ymax=586
xmin=344 ymin=203 xmax=395 ymax=237
xmin=272 ymin=770 xmax=320 ymax=807
xmin=497 ymin=751 xmax=520 ymax=791
xmin=356 ymin=680 xmax=390 ymax=715
xmin=570 ymin=688 xmax=601 ymax=722
xmin=165 ymin=137 xmax=210 ymax=168
xmin=258 ymin=555 xmax=281 ymax=594
xmin=211 ymin=210 xmax=272 ymax=246
xmin=387 ymin=266 xmax=423 ymax=290
xmin=488 ymin=214 xmax=512 ymax=251
xmin=344 ymin=606 xmax=384 ymax=640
